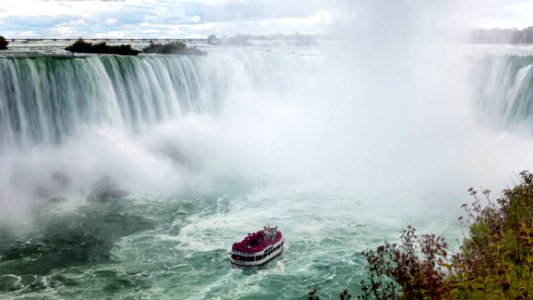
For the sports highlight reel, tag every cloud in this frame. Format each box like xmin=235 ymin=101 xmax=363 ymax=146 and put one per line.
xmin=0 ymin=0 xmax=529 ymax=38
xmin=0 ymin=0 xmax=353 ymax=38
xmin=457 ymin=0 xmax=533 ymax=29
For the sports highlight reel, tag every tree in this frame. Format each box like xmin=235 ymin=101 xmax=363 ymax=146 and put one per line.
xmin=358 ymin=170 xmax=533 ymax=299
xmin=65 ymin=38 xmax=139 ymax=56
xmin=142 ymin=41 xmax=206 ymax=55
xmin=207 ymin=34 xmax=220 ymax=45
xmin=0 ymin=36 xmax=9 ymax=50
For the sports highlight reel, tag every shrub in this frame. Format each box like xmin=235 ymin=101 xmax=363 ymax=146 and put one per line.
xmin=307 ymin=288 xmax=320 ymax=300
xmin=358 ymin=226 xmax=450 ymax=300
xmin=65 ymin=38 xmax=139 ymax=56
xmin=357 ymin=170 xmax=533 ymax=299
xmin=142 ymin=41 xmax=206 ymax=55
xmin=0 ymin=36 xmax=9 ymax=50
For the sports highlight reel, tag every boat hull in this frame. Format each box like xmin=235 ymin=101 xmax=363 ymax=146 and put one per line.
xmin=230 ymin=238 xmax=283 ymax=267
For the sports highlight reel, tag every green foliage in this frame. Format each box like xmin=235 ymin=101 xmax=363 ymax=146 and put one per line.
xmin=304 ymin=171 xmax=533 ymax=299
xmin=142 ymin=41 xmax=206 ymax=55
xmin=65 ymin=38 xmax=139 ymax=56
xmin=357 ymin=170 xmax=533 ymax=299
xmin=0 ymin=36 xmax=8 ymax=50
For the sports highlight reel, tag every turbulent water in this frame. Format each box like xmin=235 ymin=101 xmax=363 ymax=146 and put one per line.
xmin=1 ymin=43 xmax=533 ymax=299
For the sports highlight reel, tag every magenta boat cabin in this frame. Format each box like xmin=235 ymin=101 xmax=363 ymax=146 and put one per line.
xmin=230 ymin=224 xmax=284 ymax=266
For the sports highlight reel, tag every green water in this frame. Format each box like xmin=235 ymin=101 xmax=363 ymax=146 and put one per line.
xmin=0 ymin=177 xmax=444 ymax=300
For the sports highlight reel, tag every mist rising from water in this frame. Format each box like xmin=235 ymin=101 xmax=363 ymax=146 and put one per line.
xmin=1 ymin=1 xmax=533 ymax=232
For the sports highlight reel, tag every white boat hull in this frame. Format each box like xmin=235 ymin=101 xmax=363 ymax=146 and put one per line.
xmin=230 ymin=238 xmax=284 ymax=267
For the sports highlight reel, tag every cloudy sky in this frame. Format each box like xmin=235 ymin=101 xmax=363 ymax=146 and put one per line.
xmin=0 ymin=0 xmax=531 ymax=38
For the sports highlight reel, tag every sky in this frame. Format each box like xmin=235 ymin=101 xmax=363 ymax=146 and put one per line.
xmin=0 ymin=0 xmax=531 ymax=38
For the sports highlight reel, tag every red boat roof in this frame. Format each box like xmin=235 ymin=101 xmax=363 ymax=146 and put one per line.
xmin=232 ymin=229 xmax=282 ymax=253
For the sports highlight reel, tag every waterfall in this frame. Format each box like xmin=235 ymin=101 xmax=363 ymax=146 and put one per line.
xmin=0 ymin=53 xmax=319 ymax=149
xmin=472 ymin=55 xmax=533 ymax=130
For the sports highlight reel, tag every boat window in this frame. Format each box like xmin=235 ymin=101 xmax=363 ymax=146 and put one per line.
xmin=232 ymin=254 xmax=257 ymax=261
xmin=256 ymin=255 xmax=262 ymax=260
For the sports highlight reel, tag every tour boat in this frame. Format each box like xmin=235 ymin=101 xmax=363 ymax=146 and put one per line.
xmin=230 ymin=224 xmax=284 ymax=266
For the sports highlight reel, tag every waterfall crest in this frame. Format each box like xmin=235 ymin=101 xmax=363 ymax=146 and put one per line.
xmin=0 ymin=53 xmax=318 ymax=148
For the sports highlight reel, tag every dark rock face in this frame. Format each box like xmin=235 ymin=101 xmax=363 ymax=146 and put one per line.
xmin=87 ymin=176 xmax=130 ymax=202
xmin=34 ymin=185 xmax=52 ymax=199
xmin=34 ymin=171 xmax=71 ymax=202
xmin=48 ymin=197 xmax=67 ymax=204
xmin=51 ymin=171 xmax=70 ymax=191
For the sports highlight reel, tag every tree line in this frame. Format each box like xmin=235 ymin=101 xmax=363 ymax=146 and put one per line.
xmin=471 ymin=27 xmax=533 ymax=44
